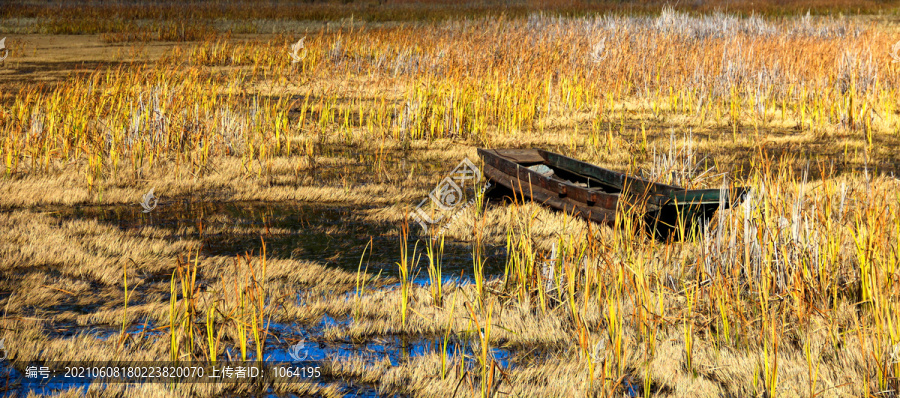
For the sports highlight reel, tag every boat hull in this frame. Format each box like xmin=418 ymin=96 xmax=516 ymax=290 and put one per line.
xmin=478 ymin=148 xmax=747 ymax=238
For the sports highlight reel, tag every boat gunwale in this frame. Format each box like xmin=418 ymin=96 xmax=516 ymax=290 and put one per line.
xmin=478 ymin=148 xmax=625 ymax=211
xmin=537 ymin=149 xmax=686 ymax=195
xmin=480 ymin=162 xmax=617 ymax=224
xmin=478 ymin=148 xmax=747 ymax=209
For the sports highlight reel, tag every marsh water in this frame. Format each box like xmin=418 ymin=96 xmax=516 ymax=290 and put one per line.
xmin=2 ymin=314 xmax=512 ymax=398
xmin=1 ymin=200 xmax=514 ymax=397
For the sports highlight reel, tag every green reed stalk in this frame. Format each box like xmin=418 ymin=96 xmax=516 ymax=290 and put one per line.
xmin=397 ymin=222 xmax=418 ymax=328
xmin=426 ymin=235 xmax=444 ymax=307
xmin=466 ymin=300 xmax=494 ymax=398
xmin=206 ymin=304 xmax=217 ymax=363
xmin=119 ymin=260 xmax=129 ymax=345
xmin=472 ymin=183 xmax=488 ymax=306
xmin=236 ymin=281 xmax=247 ymax=361
xmin=473 ymin=234 xmax=485 ymax=307
xmin=803 ymin=330 xmax=820 ymax=397
xmin=440 ymin=291 xmax=458 ymax=380
xmin=683 ymin=282 xmax=696 ymax=374
xmin=251 ymin=306 xmax=262 ymax=362
xmin=169 ymin=269 xmax=179 ymax=362
xmin=481 ymin=301 xmax=494 ymax=398
xmin=355 ymin=238 xmax=373 ymax=319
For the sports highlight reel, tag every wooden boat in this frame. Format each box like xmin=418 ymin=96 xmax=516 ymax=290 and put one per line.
xmin=478 ymin=148 xmax=747 ymax=238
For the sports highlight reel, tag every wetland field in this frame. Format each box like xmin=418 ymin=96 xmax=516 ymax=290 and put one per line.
xmin=2 ymin=1 xmax=900 ymax=397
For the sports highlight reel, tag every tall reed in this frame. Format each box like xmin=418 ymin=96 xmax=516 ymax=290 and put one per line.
xmin=397 ymin=221 xmax=418 ymax=328
xmin=425 ymin=234 xmax=445 ymax=307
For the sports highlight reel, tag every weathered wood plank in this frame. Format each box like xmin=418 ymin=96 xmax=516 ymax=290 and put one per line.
xmin=482 ymin=164 xmax=617 ymax=224
xmin=477 ymin=147 xmax=748 ymax=238
xmin=482 ymin=149 xmax=545 ymax=164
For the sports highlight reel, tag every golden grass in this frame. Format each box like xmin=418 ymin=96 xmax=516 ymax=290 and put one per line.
xmin=2 ymin=7 xmax=900 ymax=398
xmin=3 ymin=14 xmax=900 ymax=191
xmin=1 ymin=174 xmax=899 ymax=396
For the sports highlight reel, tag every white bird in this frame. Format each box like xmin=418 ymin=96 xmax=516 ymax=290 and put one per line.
xmin=289 ymin=37 xmax=307 ymax=64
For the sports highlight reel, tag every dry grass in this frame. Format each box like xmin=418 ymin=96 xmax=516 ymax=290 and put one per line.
xmin=2 ymin=5 xmax=900 ymax=398
xmin=3 ymin=12 xmax=900 ymax=189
